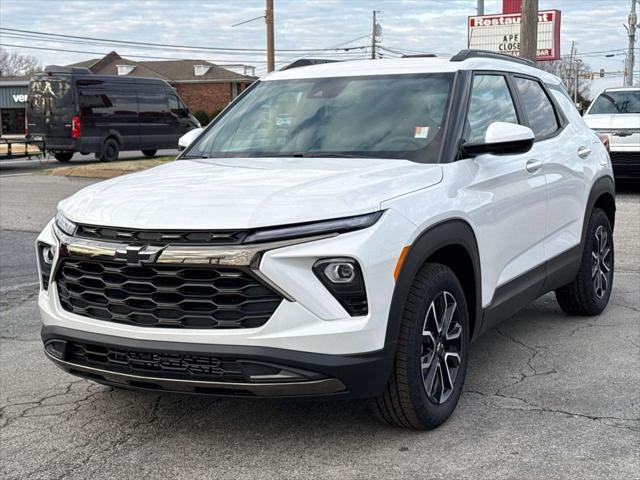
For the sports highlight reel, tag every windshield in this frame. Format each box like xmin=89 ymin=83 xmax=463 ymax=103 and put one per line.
xmin=589 ymin=90 xmax=640 ymax=114
xmin=28 ymin=78 xmax=72 ymax=113
xmin=184 ymin=73 xmax=453 ymax=162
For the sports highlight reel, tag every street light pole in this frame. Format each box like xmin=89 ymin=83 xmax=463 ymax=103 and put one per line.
xmin=266 ymin=0 xmax=275 ymax=72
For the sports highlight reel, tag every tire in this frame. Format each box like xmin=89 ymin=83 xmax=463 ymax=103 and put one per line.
xmin=141 ymin=149 xmax=157 ymax=158
xmin=53 ymin=151 xmax=73 ymax=162
xmin=555 ymin=208 xmax=614 ymax=316
xmin=371 ymin=263 xmax=470 ymax=430
xmin=98 ymin=138 xmax=120 ymax=162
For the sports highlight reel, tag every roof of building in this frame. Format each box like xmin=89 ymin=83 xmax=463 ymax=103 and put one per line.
xmin=69 ymin=51 xmax=256 ymax=83
xmin=0 ymin=75 xmax=30 ymax=85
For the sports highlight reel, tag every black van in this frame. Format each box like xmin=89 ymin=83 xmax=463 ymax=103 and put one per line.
xmin=26 ymin=66 xmax=199 ymax=162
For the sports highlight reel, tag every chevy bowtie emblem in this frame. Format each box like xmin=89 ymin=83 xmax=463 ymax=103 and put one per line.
xmin=115 ymin=245 xmax=164 ymax=265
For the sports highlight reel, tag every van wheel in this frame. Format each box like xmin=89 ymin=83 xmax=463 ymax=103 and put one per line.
xmin=370 ymin=263 xmax=469 ymax=430
xmin=555 ymin=208 xmax=614 ymax=316
xmin=98 ymin=138 xmax=119 ymax=162
xmin=141 ymin=149 xmax=157 ymax=158
xmin=53 ymin=152 xmax=73 ymax=162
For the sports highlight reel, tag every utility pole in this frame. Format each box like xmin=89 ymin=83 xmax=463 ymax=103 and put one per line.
xmin=520 ymin=0 xmax=538 ymax=63
xmin=574 ymin=60 xmax=580 ymax=104
xmin=625 ymin=0 xmax=637 ymax=86
xmin=477 ymin=0 xmax=484 ymax=16
xmin=371 ymin=10 xmax=381 ymax=59
xmin=568 ymin=40 xmax=576 ymax=102
xmin=266 ymin=0 xmax=275 ymax=72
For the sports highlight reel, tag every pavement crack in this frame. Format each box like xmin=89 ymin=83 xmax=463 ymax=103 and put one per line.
xmin=494 ymin=328 xmax=555 ymax=387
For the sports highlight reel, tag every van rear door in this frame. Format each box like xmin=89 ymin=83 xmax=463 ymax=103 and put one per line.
xmin=27 ymin=76 xmax=73 ymax=146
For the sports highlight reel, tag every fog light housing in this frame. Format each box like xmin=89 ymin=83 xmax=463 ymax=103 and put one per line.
xmin=37 ymin=242 xmax=55 ymax=290
xmin=313 ymin=258 xmax=368 ymax=316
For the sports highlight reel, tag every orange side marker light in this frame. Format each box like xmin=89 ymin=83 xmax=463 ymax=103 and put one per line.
xmin=394 ymin=246 xmax=411 ymax=282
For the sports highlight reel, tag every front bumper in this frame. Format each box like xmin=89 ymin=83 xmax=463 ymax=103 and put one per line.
xmin=42 ymin=326 xmax=394 ymax=399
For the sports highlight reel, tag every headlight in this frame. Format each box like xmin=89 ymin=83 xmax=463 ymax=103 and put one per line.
xmin=55 ymin=211 xmax=77 ymax=236
xmin=313 ymin=257 xmax=368 ymax=316
xmin=244 ymin=211 xmax=383 ymax=244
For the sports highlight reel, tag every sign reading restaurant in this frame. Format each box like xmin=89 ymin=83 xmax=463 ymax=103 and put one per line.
xmin=468 ymin=10 xmax=561 ymax=61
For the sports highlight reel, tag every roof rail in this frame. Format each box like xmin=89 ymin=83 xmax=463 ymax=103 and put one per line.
xmin=450 ymin=49 xmax=535 ymax=67
xmin=401 ymin=54 xmax=437 ymax=58
xmin=280 ymin=59 xmax=341 ymax=71
xmin=43 ymin=65 xmax=93 ymax=75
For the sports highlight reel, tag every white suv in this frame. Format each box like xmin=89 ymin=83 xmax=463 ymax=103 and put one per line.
xmin=37 ymin=50 xmax=616 ymax=430
xmin=583 ymin=86 xmax=640 ymax=181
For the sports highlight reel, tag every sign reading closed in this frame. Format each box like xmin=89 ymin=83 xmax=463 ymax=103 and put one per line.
xmin=468 ymin=10 xmax=561 ymax=61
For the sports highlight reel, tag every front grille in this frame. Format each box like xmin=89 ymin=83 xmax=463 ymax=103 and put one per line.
xmin=76 ymin=225 xmax=246 ymax=245
xmin=56 ymin=259 xmax=283 ymax=329
xmin=66 ymin=341 xmax=245 ymax=381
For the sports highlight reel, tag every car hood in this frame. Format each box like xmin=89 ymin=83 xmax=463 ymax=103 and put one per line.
xmin=59 ymin=157 xmax=442 ymax=229
xmin=583 ymin=113 xmax=640 ymax=130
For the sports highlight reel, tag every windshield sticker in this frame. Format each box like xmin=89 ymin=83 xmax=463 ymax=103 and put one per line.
xmin=414 ymin=126 xmax=429 ymax=138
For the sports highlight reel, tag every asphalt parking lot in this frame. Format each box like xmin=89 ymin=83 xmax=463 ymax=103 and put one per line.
xmin=0 ymin=175 xmax=638 ymax=480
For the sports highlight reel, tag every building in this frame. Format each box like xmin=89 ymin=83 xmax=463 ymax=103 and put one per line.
xmin=0 ymin=76 xmax=29 ymax=137
xmin=70 ymin=51 xmax=256 ymax=116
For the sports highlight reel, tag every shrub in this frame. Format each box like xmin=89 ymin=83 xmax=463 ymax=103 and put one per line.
xmin=193 ymin=110 xmax=210 ymax=126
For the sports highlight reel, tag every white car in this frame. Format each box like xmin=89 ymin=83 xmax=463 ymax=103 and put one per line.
xmin=37 ymin=50 xmax=615 ymax=430
xmin=583 ymin=87 xmax=640 ymax=181
xmin=178 ymin=127 xmax=204 ymax=151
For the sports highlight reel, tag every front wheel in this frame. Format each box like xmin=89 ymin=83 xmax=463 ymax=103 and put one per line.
xmin=555 ymin=208 xmax=614 ymax=315
xmin=141 ymin=149 xmax=157 ymax=158
xmin=53 ymin=151 xmax=73 ymax=162
xmin=371 ymin=263 xmax=469 ymax=430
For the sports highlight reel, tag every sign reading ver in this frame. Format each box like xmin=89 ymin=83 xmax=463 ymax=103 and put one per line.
xmin=468 ymin=10 xmax=561 ymax=61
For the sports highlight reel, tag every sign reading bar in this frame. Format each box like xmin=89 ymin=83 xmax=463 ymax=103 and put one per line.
xmin=468 ymin=10 xmax=561 ymax=61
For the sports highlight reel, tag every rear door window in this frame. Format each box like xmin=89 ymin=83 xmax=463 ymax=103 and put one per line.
xmin=28 ymin=78 xmax=72 ymax=113
xmin=513 ymin=77 xmax=559 ymax=138
xmin=465 ymin=74 xmax=519 ymax=144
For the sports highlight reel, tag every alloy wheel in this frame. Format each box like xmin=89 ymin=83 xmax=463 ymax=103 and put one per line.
xmin=592 ymin=225 xmax=611 ymax=299
xmin=421 ymin=291 xmax=463 ymax=404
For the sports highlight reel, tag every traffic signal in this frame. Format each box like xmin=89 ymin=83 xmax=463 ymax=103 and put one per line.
xmin=600 ymin=68 xmax=605 ymax=78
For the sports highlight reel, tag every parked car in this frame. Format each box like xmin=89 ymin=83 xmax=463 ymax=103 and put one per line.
xmin=26 ymin=66 xmax=199 ymax=162
xmin=178 ymin=127 xmax=204 ymax=150
xmin=37 ymin=50 xmax=615 ymax=430
xmin=583 ymin=87 xmax=640 ymax=181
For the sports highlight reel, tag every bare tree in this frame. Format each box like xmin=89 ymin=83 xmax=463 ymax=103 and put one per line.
xmin=538 ymin=55 xmax=591 ymax=103
xmin=0 ymin=47 xmax=42 ymax=77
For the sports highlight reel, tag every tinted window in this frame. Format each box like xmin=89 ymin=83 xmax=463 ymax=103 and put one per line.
xmin=28 ymin=78 xmax=72 ymax=113
xmin=168 ymin=95 xmax=180 ymax=116
xmin=514 ymin=77 xmax=558 ymax=137
xmin=186 ymin=74 xmax=453 ymax=163
xmin=79 ymin=89 xmax=137 ymax=117
xmin=465 ymin=75 xmax=518 ymax=143
xmin=589 ymin=90 xmax=640 ymax=114
xmin=138 ymin=92 xmax=168 ymax=119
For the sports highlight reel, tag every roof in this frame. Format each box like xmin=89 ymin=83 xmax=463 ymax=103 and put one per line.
xmin=600 ymin=86 xmax=640 ymax=92
xmin=265 ymin=56 xmax=562 ymax=85
xmin=0 ymin=75 xmax=30 ymax=86
xmin=69 ymin=51 xmax=256 ymax=83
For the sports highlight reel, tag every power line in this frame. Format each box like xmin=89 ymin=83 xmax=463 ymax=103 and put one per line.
xmin=0 ymin=43 xmax=269 ymax=64
xmin=0 ymin=27 xmax=364 ymax=53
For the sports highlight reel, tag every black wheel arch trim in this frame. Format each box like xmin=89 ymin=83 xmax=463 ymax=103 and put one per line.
xmin=582 ymin=175 xmax=616 ymax=242
xmin=384 ymin=219 xmax=482 ymax=349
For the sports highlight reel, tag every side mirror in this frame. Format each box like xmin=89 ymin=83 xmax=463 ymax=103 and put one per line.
xmin=461 ymin=122 xmax=535 ymax=157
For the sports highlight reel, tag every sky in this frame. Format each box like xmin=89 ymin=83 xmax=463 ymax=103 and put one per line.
xmin=0 ymin=0 xmax=636 ymax=98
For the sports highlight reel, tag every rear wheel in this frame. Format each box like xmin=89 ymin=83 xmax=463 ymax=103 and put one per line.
xmin=53 ymin=151 xmax=73 ymax=162
xmin=371 ymin=263 xmax=469 ymax=430
xmin=97 ymin=138 xmax=119 ymax=162
xmin=141 ymin=149 xmax=157 ymax=158
xmin=555 ymin=208 xmax=614 ymax=315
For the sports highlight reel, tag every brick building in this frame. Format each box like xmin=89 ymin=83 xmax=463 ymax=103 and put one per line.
xmin=70 ymin=51 xmax=256 ymax=117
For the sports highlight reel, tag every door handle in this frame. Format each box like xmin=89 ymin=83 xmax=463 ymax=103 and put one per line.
xmin=577 ymin=146 xmax=592 ymax=158
xmin=525 ymin=159 xmax=542 ymax=174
